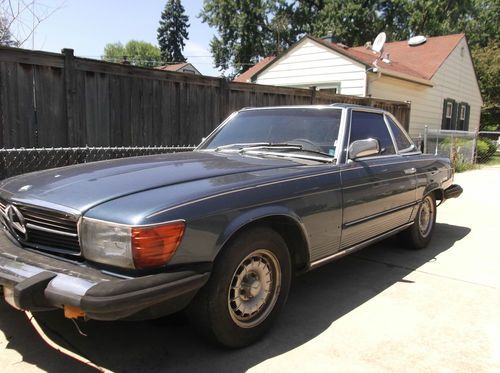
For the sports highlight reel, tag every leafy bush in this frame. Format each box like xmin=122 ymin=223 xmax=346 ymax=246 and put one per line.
xmin=476 ymin=137 xmax=497 ymax=163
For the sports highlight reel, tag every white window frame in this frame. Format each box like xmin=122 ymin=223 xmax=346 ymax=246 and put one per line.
xmin=459 ymin=104 xmax=466 ymax=120
xmin=446 ymin=102 xmax=453 ymax=119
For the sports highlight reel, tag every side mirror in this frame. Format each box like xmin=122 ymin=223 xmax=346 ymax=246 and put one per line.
xmin=348 ymin=138 xmax=380 ymax=160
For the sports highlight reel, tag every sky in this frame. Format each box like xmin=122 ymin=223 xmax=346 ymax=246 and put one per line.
xmin=10 ymin=0 xmax=219 ymax=76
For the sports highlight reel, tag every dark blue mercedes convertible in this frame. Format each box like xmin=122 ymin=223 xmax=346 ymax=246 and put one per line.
xmin=0 ymin=104 xmax=462 ymax=347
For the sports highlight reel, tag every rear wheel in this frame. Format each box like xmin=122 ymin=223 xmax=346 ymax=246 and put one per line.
xmin=401 ymin=194 xmax=436 ymax=249
xmin=187 ymin=226 xmax=291 ymax=348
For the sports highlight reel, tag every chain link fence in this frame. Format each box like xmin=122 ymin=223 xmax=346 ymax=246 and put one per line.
xmin=423 ymin=127 xmax=500 ymax=171
xmin=0 ymin=146 xmax=195 ymax=181
xmin=2 ymin=132 xmax=499 ymax=181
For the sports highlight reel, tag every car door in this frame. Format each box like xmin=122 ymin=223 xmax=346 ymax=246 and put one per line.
xmin=339 ymin=109 xmax=417 ymax=250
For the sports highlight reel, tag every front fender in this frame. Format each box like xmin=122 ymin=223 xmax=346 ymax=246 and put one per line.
xmin=216 ymin=205 xmax=310 ymax=253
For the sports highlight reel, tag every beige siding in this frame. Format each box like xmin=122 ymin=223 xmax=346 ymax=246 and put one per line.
xmin=255 ymin=39 xmax=367 ymax=96
xmin=368 ymin=38 xmax=482 ymax=137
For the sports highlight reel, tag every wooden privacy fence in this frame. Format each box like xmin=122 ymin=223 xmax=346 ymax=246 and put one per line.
xmin=0 ymin=46 xmax=411 ymax=148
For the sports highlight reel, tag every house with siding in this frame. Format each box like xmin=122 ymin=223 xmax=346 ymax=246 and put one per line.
xmin=234 ymin=34 xmax=482 ymax=137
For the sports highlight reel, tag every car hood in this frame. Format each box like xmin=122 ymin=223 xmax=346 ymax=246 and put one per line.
xmin=0 ymin=151 xmax=302 ymax=213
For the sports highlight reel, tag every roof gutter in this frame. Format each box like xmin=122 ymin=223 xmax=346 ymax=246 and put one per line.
xmin=375 ymin=68 xmax=434 ymax=87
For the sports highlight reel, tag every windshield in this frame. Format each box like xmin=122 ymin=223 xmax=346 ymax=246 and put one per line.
xmin=199 ymin=108 xmax=342 ymax=157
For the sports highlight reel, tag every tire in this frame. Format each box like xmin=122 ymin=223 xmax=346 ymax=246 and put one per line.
xmin=401 ymin=194 xmax=437 ymax=250
xmin=187 ymin=226 xmax=292 ymax=348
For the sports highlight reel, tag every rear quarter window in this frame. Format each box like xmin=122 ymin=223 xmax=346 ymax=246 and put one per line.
xmin=386 ymin=116 xmax=413 ymax=151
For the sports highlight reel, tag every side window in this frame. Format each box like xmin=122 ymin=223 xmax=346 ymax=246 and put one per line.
xmin=349 ymin=111 xmax=395 ymax=155
xmin=386 ymin=116 xmax=413 ymax=151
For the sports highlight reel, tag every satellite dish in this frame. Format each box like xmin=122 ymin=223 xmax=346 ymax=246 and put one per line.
xmin=372 ymin=32 xmax=386 ymax=54
xmin=408 ymin=35 xmax=427 ymax=46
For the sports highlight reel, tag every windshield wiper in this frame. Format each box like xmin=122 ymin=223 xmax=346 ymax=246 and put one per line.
xmin=241 ymin=143 xmax=333 ymax=158
xmin=214 ymin=142 xmax=269 ymax=151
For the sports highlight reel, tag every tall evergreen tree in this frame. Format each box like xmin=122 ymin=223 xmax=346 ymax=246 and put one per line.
xmin=157 ymin=0 xmax=190 ymax=63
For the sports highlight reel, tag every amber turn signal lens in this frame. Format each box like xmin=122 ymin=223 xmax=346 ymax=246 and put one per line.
xmin=131 ymin=221 xmax=185 ymax=269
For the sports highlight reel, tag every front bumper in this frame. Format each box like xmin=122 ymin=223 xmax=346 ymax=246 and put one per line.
xmin=0 ymin=231 xmax=209 ymax=320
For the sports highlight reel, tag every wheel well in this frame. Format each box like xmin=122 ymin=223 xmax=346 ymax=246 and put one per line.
xmin=223 ymin=216 xmax=310 ymax=273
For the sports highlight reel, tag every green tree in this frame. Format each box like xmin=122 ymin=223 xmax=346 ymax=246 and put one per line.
xmin=404 ymin=0 xmax=474 ymax=37
xmin=465 ymin=0 xmax=499 ymax=49
xmin=472 ymin=43 xmax=499 ymax=130
xmin=102 ymin=40 xmax=162 ymax=68
xmin=311 ymin=1 xmax=382 ymax=46
xmin=200 ymin=0 xmax=288 ymax=76
xmin=157 ymin=0 xmax=190 ymax=63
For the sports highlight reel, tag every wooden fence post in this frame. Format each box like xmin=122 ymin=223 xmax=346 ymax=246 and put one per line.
xmin=310 ymin=86 xmax=317 ymax=104
xmin=62 ymin=48 xmax=77 ymax=146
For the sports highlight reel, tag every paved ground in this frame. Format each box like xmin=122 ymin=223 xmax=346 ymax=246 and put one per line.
xmin=1 ymin=166 xmax=499 ymax=372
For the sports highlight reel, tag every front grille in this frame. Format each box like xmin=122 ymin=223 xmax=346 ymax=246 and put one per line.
xmin=0 ymin=198 xmax=81 ymax=255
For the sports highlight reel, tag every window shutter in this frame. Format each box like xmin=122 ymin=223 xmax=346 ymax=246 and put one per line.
xmin=451 ymin=101 xmax=458 ymax=130
xmin=464 ymin=103 xmax=470 ymax=131
xmin=457 ymin=102 xmax=464 ymax=131
xmin=441 ymin=99 xmax=449 ymax=129
xmin=441 ymin=98 xmax=455 ymax=130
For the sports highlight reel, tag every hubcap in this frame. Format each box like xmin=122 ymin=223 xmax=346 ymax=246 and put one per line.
xmin=418 ymin=196 xmax=434 ymax=238
xmin=228 ymin=249 xmax=281 ymax=328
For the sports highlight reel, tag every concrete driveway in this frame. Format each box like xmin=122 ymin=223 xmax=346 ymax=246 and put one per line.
xmin=1 ymin=167 xmax=499 ymax=372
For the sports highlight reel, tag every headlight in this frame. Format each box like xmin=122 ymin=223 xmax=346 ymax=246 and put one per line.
xmin=80 ymin=218 xmax=185 ymax=269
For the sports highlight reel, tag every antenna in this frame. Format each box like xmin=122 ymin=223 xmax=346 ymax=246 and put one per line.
xmin=372 ymin=32 xmax=386 ymax=55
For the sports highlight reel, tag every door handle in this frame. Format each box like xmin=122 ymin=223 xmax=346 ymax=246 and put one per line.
xmin=404 ymin=167 xmax=416 ymax=175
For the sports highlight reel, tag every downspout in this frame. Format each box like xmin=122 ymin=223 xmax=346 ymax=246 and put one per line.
xmin=365 ymin=67 xmax=382 ymax=97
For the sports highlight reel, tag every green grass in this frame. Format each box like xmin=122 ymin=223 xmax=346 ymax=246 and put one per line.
xmin=455 ymin=162 xmax=478 ymax=173
xmin=485 ymin=154 xmax=500 ymax=166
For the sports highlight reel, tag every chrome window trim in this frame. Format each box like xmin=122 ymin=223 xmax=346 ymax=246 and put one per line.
xmin=384 ymin=112 xmax=417 ymax=154
xmin=383 ymin=114 xmax=399 ymax=153
xmin=334 ymin=108 xmax=348 ymax=165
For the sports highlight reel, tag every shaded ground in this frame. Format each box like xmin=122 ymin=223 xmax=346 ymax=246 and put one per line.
xmin=0 ymin=167 xmax=499 ymax=372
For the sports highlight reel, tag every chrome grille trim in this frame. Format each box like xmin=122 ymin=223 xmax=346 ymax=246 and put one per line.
xmin=0 ymin=196 xmax=81 ymax=254
xmin=0 ymin=199 xmax=6 ymax=216
xmin=25 ymin=223 xmax=78 ymax=237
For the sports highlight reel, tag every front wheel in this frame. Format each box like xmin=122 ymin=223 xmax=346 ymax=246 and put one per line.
xmin=187 ymin=226 xmax=292 ymax=348
xmin=401 ymin=194 xmax=437 ymax=249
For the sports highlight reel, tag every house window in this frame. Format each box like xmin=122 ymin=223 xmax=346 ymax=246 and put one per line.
xmin=319 ymin=87 xmax=338 ymax=94
xmin=306 ymin=83 xmax=341 ymax=95
xmin=459 ymin=104 xmax=466 ymax=120
xmin=446 ymin=102 xmax=453 ymax=119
